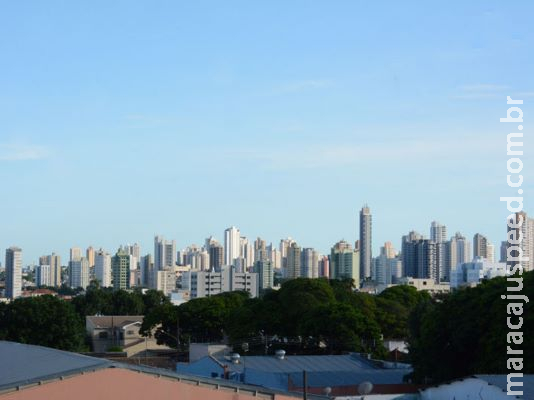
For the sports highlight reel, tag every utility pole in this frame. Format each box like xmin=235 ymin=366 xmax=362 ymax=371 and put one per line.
xmin=303 ymin=370 xmax=308 ymax=400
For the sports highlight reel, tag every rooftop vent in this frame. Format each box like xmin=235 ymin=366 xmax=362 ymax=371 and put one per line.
xmin=231 ymin=353 xmax=241 ymax=364
xmin=275 ymin=350 xmax=286 ymax=360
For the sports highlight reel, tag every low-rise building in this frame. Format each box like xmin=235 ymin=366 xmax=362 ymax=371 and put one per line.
xmin=86 ymin=316 xmax=145 ymax=353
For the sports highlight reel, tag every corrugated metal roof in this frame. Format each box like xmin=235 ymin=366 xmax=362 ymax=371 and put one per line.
xmin=223 ymin=354 xmax=382 ymax=373
xmin=0 ymin=341 xmax=110 ymax=391
xmin=475 ymin=375 xmax=534 ymax=400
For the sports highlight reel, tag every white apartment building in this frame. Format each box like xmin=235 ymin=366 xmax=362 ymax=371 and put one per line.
xmin=450 ymin=257 xmax=506 ymax=289
xmin=182 ymin=266 xmax=258 ymax=299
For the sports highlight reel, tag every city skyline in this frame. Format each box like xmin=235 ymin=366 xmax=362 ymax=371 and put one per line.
xmin=3 ymin=209 xmax=511 ymax=266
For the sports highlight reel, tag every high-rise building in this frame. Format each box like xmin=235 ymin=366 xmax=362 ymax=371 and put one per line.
xmin=473 ymin=233 xmax=493 ymax=261
xmin=279 ymin=238 xmax=296 ymax=270
xmin=301 ymin=248 xmax=319 ymax=278
xmin=112 ymin=248 xmax=130 ymax=290
xmin=49 ymin=253 xmax=62 ymax=287
xmin=402 ymin=231 xmax=423 ymax=277
xmin=506 ymin=211 xmax=534 ymax=272
xmin=39 ymin=253 xmax=62 ymax=287
xmin=95 ymin=249 xmax=112 ymax=288
xmin=254 ymin=237 xmax=268 ymax=262
xmin=224 ymin=227 xmax=241 ymax=266
xmin=141 ymin=254 xmax=154 ymax=287
xmin=447 ymin=232 xmax=472 ymax=271
xmin=154 ymin=269 xmax=176 ymax=295
xmin=207 ymin=241 xmax=223 ymax=269
xmin=86 ymin=246 xmax=95 ymax=269
xmin=69 ymin=257 xmax=90 ymax=289
xmin=359 ymin=205 xmax=372 ymax=281
xmin=5 ymin=247 xmax=22 ymax=299
xmin=239 ymin=237 xmax=255 ymax=271
xmin=70 ymin=247 xmax=82 ymax=262
xmin=183 ymin=245 xmax=210 ymax=271
xmin=402 ymin=235 xmax=441 ymax=282
xmin=373 ymin=243 xmax=401 ymax=285
xmin=154 ymin=236 xmax=176 ymax=270
xmin=286 ymin=242 xmax=302 ymax=279
xmin=36 ymin=264 xmax=51 ymax=287
xmin=500 ymin=240 xmax=508 ymax=263
xmin=430 ymin=221 xmax=448 ymax=243
xmin=486 ymin=243 xmax=495 ymax=263
xmin=330 ymin=240 xmax=360 ymax=287
xmin=318 ymin=256 xmax=330 ymax=278
xmin=269 ymin=247 xmax=282 ymax=270
xmin=255 ymin=260 xmax=274 ymax=290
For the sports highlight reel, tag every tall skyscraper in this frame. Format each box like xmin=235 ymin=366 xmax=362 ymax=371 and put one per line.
xmin=473 ymin=233 xmax=493 ymax=261
xmin=70 ymin=247 xmax=82 ymax=262
xmin=254 ymin=237 xmax=268 ymax=262
xmin=39 ymin=253 xmax=62 ymax=287
xmin=500 ymin=240 xmax=508 ymax=263
xmin=506 ymin=211 xmax=533 ymax=272
xmin=330 ymin=240 xmax=360 ymax=287
xmin=318 ymin=256 xmax=330 ymax=278
xmin=279 ymin=237 xmax=296 ymax=270
xmin=486 ymin=243 xmax=495 ymax=263
xmin=69 ymin=257 xmax=90 ymax=289
xmin=286 ymin=242 xmax=302 ymax=279
xmin=5 ymin=247 xmax=22 ymax=299
xmin=112 ymin=248 xmax=130 ymax=290
xmin=301 ymin=248 xmax=319 ymax=278
xmin=224 ymin=227 xmax=241 ymax=266
xmin=402 ymin=231 xmax=423 ymax=277
xmin=95 ymin=249 xmax=112 ymax=288
xmin=402 ymin=234 xmax=442 ymax=282
xmin=86 ymin=246 xmax=95 ymax=268
xmin=359 ymin=205 xmax=372 ymax=281
xmin=239 ymin=236 xmax=255 ymax=271
xmin=49 ymin=253 xmax=62 ymax=287
xmin=208 ymin=243 xmax=223 ymax=269
xmin=255 ymin=260 xmax=274 ymax=290
xmin=373 ymin=242 xmax=402 ymax=285
xmin=140 ymin=254 xmax=153 ymax=287
xmin=154 ymin=236 xmax=177 ymax=270
xmin=430 ymin=221 xmax=448 ymax=243
xmin=36 ymin=264 xmax=51 ymax=287
xmin=447 ymin=232 xmax=472 ymax=268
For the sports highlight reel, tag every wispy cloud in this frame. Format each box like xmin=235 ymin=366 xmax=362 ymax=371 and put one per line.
xmin=0 ymin=143 xmax=50 ymax=161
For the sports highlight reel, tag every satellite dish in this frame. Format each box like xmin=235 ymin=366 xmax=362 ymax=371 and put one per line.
xmin=358 ymin=381 xmax=373 ymax=395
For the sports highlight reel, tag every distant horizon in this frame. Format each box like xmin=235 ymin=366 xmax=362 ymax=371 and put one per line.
xmin=3 ymin=206 xmax=515 ymax=265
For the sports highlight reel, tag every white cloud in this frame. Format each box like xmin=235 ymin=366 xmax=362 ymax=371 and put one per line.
xmin=0 ymin=143 xmax=50 ymax=161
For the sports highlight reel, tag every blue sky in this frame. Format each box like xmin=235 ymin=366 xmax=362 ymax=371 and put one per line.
xmin=1 ymin=1 xmax=533 ymax=264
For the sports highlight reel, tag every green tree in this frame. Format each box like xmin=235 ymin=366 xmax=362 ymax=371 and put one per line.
xmin=0 ymin=295 xmax=85 ymax=351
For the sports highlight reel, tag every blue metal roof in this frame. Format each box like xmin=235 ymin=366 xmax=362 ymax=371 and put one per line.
xmin=475 ymin=375 xmax=534 ymax=400
xmin=0 ymin=341 xmax=110 ymax=391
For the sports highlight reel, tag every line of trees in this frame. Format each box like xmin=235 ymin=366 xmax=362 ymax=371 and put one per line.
xmin=140 ymin=278 xmax=430 ymax=358
xmin=2 ymin=273 xmax=531 ymax=385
